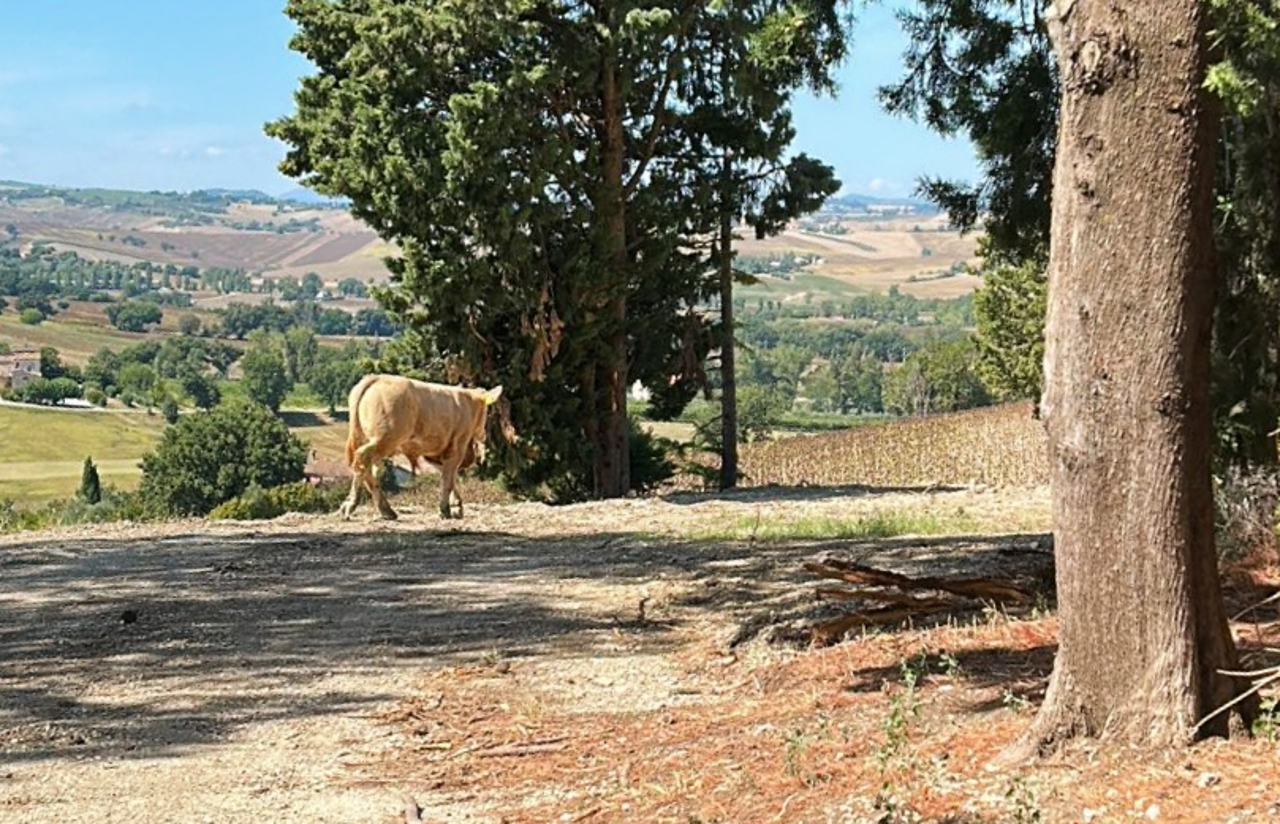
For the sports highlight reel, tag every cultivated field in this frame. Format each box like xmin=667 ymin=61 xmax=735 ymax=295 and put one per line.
xmin=3 ymin=189 xmax=978 ymax=298
xmin=736 ymin=215 xmax=981 ymax=300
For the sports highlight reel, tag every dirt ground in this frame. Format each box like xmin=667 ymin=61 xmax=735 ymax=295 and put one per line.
xmin=2 ymin=485 xmax=1277 ymax=823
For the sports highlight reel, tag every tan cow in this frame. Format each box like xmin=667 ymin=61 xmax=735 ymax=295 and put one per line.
xmin=339 ymin=374 xmax=502 ymax=520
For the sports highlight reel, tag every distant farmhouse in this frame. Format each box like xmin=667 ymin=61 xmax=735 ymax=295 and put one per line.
xmin=0 ymin=349 xmax=41 ymax=390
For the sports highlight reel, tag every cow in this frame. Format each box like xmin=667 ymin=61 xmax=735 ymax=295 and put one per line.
xmin=338 ymin=374 xmax=502 ymax=520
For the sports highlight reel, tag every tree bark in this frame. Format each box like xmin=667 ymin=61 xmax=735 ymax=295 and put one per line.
xmin=719 ymin=155 xmax=739 ymax=490
xmin=1011 ymin=0 xmax=1248 ymax=756
xmin=594 ymin=47 xmax=630 ymax=499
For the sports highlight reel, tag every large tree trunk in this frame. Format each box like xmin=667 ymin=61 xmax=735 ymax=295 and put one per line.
xmin=594 ymin=49 xmax=630 ymax=499
xmin=1014 ymin=0 xmax=1248 ymax=755
xmin=719 ymin=156 xmax=739 ymax=491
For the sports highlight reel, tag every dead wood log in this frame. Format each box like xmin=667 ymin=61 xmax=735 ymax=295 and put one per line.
xmin=810 ymin=601 xmax=959 ymax=645
xmin=804 ymin=559 xmax=1035 ymax=605
xmin=803 ymin=557 xmax=1044 ymax=645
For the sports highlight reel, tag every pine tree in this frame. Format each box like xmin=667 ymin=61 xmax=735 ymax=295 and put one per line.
xmin=79 ymin=456 xmax=101 ymax=504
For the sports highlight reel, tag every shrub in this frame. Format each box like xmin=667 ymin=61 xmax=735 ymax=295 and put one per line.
xmin=137 ymin=400 xmax=308 ymax=517
xmin=209 ymin=481 xmax=347 ymax=520
xmin=161 ymin=397 xmax=180 ymax=424
xmin=19 ymin=308 xmax=43 ymax=325
xmin=79 ymin=457 xmax=102 ymax=504
xmin=1215 ymin=465 xmax=1280 ymax=570
xmin=0 ymin=487 xmax=145 ymax=534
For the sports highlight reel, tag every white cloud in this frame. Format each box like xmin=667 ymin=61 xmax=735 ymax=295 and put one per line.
xmin=204 ymin=145 xmax=228 ymax=158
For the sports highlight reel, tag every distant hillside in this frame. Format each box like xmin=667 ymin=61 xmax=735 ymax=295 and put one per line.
xmin=0 ymin=180 xmax=388 ymax=281
xmin=1 ymin=180 xmax=976 ymax=299
xmin=818 ymin=192 xmax=941 ymax=218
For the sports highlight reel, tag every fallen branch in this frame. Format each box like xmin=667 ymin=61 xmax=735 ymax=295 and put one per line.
xmin=804 ymin=559 xmax=1035 ymax=605
xmin=809 ymin=600 xmax=958 ymax=645
xmin=476 ymin=736 xmax=570 ymax=758
xmin=803 ymin=557 xmax=1042 ymax=645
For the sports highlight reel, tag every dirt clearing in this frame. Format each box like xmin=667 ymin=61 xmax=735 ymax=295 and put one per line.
xmin=1 ymin=486 xmax=1276 ymax=823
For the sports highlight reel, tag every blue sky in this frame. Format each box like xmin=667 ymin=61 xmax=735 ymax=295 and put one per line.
xmin=0 ymin=1 xmax=978 ymax=199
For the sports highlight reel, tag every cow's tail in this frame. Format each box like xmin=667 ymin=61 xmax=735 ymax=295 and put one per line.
xmin=345 ymin=373 xmax=382 ymax=468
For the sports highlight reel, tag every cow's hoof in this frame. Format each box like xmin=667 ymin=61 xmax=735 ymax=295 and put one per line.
xmin=378 ymin=509 xmax=399 ymax=521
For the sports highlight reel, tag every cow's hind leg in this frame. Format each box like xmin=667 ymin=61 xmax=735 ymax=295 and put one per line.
xmin=439 ymin=462 xmax=462 ymax=519
xmin=368 ymin=460 xmax=398 ymax=520
xmin=350 ymin=441 xmax=398 ymax=520
xmin=338 ymin=468 xmax=364 ymax=520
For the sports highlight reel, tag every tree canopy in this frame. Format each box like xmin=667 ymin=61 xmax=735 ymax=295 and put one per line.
xmin=268 ymin=0 xmax=846 ymax=500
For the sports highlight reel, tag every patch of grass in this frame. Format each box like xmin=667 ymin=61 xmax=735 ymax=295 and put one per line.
xmin=0 ymin=407 xmax=166 ymax=502
xmin=692 ymin=508 xmax=976 ymax=542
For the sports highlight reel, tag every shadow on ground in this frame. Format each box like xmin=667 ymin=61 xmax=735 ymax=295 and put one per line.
xmin=0 ymin=519 xmax=1053 ymax=765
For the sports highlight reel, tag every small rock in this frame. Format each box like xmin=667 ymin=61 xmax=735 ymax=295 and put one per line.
xmin=120 ymin=609 xmax=138 ymax=625
xmin=1145 ymin=804 xmax=1160 ymax=820
xmin=1197 ymin=772 xmax=1220 ymax=788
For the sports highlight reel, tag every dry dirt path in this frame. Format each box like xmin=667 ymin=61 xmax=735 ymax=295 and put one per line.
xmin=0 ymin=487 xmax=1050 ymax=823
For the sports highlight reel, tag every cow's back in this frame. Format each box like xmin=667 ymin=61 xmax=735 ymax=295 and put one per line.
xmin=351 ymin=375 xmax=486 ymax=461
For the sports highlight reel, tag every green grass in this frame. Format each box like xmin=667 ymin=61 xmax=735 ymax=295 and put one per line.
xmin=0 ymin=407 xmax=168 ymax=502
xmin=0 ymin=402 xmax=355 ymax=506
xmin=691 ymin=508 xmax=978 ymax=543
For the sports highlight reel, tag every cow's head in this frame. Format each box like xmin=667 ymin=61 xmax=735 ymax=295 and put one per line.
xmin=468 ymin=385 xmax=504 ymax=464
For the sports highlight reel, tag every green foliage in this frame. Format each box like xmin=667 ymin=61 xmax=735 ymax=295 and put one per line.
xmin=181 ymin=372 xmax=221 ymax=409
xmin=1206 ymin=0 xmax=1280 ymax=468
xmin=308 ymin=345 xmax=367 ymax=414
xmin=240 ymin=335 xmax=292 ymax=412
xmin=79 ymin=457 xmax=102 ymax=504
xmin=177 ymin=313 xmax=202 ymax=336
xmin=16 ymin=376 xmax=81 ymax=405
xmin=0 ymin=486 xmax=146 ymax=534
xmin=972 ymin=257 xmax=1047 ymax=402
xmin=628 ymin=422 xmax=677 ymax=494
xmin=105 ymin=300 xmax=163 ymax=332
xmin=19 ymin=307 xmax=43 ymax=325
xmin=137 ymin=400 xmax=307 ymax=517
xmin=881 ymin=0 xmax=1056 ymax=265
xmin=882 ymin=337 xmax=990 ymax=417
xmin=268 ymin=0 xmax=844 ymax=500
xmin=161 ymin=397 xmax=180 ymax=424
xmin=208 ymin=481 xmax=346 ymax=520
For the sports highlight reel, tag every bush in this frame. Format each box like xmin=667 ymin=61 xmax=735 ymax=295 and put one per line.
xmin=1215 ymin=465 xmax=1280 ymax=569
xmin=0 ymin=487 xmax=145 ymax=534
xmin=209 ymin=481 xmax=347 ymax=520
xmin=19 ymin=308 xmax=43 ymax=325
xmin=79 ymin=457 xmax=102 ymax=504
xmin=541 ymin=417 xmax=675 ymax=503
xmin=630 ymin=421 xmax=676 ymax=493
xmin=137 ymin=400 xmax=308 ymax=517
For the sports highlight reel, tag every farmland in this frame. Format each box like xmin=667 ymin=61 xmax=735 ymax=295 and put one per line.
xmin=1 ymin=182 xmax=977 ymax=299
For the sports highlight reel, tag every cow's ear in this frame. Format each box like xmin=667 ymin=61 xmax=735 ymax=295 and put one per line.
xmin=482 ymin=386 xmax=503 ymax=406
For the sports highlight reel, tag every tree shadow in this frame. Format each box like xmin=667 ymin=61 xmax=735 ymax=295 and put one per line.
xmin=279 ymin=410 xmax=332 ymax=428
xmin=0 ymin=518 xmax=1054 ymax=765
xmin=661 ymin=482 xmax=968 ymax=505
